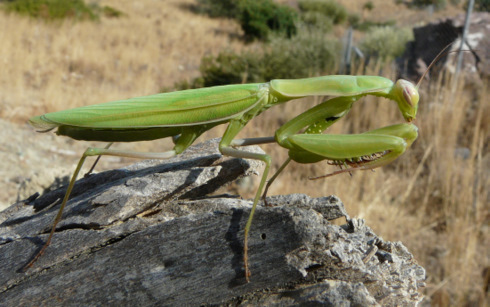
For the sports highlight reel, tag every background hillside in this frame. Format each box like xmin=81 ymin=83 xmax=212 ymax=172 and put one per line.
xmin=0 ymin=0 xmax=487 ymax=305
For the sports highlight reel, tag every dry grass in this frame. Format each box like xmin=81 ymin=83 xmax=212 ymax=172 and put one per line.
xmin=0 ymin=0 xmax=244 ymax=122
xmin=0 ymin=0 xmax=488 ymax=305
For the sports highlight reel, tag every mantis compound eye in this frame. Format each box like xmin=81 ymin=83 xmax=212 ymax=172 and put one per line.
xmin=403 ymin=88 xmax=414 ymax=107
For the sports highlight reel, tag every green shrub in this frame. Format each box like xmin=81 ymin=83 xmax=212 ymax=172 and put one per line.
xmin=3 ymin=0 xmax=97 ymax=20
xmin=199 ymin=51 xmax=262 ymax=86
xmin=2 ymin=0 xmax=123 ymax=21
xmin=191 ymin=26 xmax=340 ymax=88
xmin=300 ymin=11 xmax=334 ymax=32
xmin=347 ymin=13 xmax=361 ymax=27
xmin=175 ymin=4 xmax=341 ymax=90
xmin=355 ymin=19 xmax=396 ymax=31
xmin=412 ymin=0 xmax=447 ymax=9
xmin=100 ymin=5 xmax=124 ymax=18
xmin=298 ymin=0 xmax=348 ymax=24
xmin=194 ymin=0 xmax=239 ymax=18
xmin=259 ymin=29 xmax=340 ymax=80
xmin=359 ymin=26 xmax=413 ymax=60
xmin=194 ymin=0 xmax=298 ymax=41
xmin=363 ymin=1 xmax=375 ymax=11
xmin=238 ymin=0 xmax=297 ymax=41
xmin=172 ymin=78 xmax=205 ymax=91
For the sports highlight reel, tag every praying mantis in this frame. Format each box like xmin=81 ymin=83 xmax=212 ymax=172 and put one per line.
xmin=26 ymin=74 xmax=419 ymax=282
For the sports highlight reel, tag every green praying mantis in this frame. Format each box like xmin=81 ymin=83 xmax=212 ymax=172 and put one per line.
xmin=26 ymin=74 xmax=420 ymax=282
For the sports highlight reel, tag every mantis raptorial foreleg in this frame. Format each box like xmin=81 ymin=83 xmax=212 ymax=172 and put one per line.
xmin=285 ymin=123 xmax=418 ymax=176
xmin=261 ymin=95 xmax=417 ymax=204
xmin=261 ymin=96 xmax=354 ymax=203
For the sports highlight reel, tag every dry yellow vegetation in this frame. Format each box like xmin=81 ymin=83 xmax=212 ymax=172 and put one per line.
xmin=0 ymin=0 xmax=487 ymax=305
xmin=0 ymin=0 xmax=244 ymax=122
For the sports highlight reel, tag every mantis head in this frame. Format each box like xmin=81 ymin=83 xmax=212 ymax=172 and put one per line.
xmin=391 ymin=79 xmax=419 ymax=122
xmin=391 ymin=43 xmax=462 ymax=123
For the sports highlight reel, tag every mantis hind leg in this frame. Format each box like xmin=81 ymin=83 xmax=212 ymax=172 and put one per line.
xmin=23 ymin=127 xmax=208 ymax=271
xmin=23 ymin=146 xmax=179 ymax=271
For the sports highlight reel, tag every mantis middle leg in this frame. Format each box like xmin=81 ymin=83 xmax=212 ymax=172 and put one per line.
xmin=219 ymin=119 xmax=274 ymax=282
xmin=220 ymin=96 xmax=362 ymax=281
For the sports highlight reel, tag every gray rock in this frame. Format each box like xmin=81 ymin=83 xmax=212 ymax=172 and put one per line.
xmin=0 ymin=139 xmax=426 ymax=306
xmin=398 ymin=12 xmax=490 ymax=82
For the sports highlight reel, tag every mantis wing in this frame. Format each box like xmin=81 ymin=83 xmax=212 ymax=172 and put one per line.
xmin=30 ymin=83 xmax=264 ymax=130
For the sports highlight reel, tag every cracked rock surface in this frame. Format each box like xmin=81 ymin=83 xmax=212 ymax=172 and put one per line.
xmin=0 ymin=139 xmax=426 ymax=306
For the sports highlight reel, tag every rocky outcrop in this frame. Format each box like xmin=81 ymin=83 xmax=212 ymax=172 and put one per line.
xmin=0 ymin=139 xmax=426 ymax=306
xmin=398 ymin=12 xmax=489 ymax=83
